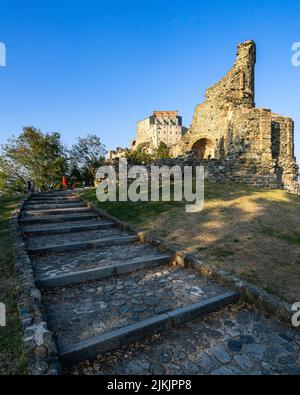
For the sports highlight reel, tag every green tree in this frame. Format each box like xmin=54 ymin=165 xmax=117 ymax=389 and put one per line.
xmin=125 ymin=145 xmax=152 ymax=165
xmin=69 ymin=134 xmax=107 ymax=185
xmin=155 ymin=142 xmax=170 ymax=159
xmin=0 ymin=156 xmax=26 ymax=194
xmin=0 ymin=126 xmax=67 ymax=193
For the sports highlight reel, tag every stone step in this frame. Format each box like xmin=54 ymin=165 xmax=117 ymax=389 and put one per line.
xmin=36 ymin=254 xmax=171 ymax=288
xmin=24 ymin=203 xmax=86 ymax=210
xmin=27 ymin=235 xmax=138 ymax=254
xmin=41 ymin=264 xmax=238 ymax=366
xmin=27 ymin=200 xmax=81 ymax=206
xmin=19 ymin=213 xmax=100 ymax=224
xmin=58 ymin=291 xmax=239 ymax=366
xmin=23 ymin=221 xmax=115 ymax=236
xmin=31 ymin=243 xmax=164 ymax=279
xmin=25 ymin=227 xmax=128 ymax=249
xmin=32 ymin=193 xmax=76 ymax=198
xmin=24 ymin=207 xmax=93 ymax=216
xmin=29 ymin=196 xmax=78 ymax=202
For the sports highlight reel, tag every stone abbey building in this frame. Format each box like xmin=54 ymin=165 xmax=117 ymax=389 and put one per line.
xmin=132 ymin=111 xmax=187 ymax=153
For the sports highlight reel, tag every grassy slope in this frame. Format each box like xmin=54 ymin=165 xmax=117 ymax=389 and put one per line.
xmin=0 ymin=195 xmax=27 ymax=375
xmin=80 ymin=183 xmax=300 ymax=304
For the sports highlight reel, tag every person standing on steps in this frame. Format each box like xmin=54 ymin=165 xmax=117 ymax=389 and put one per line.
xmin=62 ymin=176 xmax=68 ymax=190
xmin=27 ymin=178 xmax=33 ymax=194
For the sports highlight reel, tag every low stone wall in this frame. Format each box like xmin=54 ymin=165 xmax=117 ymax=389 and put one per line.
xmin=9 ymin=198 xmax=60 ymax=375
xmin=107 ymin=155 xmax=290 ymax=190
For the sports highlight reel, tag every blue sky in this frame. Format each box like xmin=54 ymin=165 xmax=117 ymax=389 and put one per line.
xmin=0 ymin=0 xmax=299 ymax=160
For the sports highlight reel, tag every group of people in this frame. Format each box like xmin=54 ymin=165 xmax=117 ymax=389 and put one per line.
xmin=63 ymin=176 xmax=78 ymax=190
xmin=27 ymin=176 xmax=82 ymax=194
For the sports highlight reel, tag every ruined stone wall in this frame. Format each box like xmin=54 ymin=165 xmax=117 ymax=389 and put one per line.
xmin=108 ymin=155 xmax=280 ymax=189
xmin=150 ymin=156 xmax=279 ymax=189
xmin=170 ymin=40 xmax=299 ymax=193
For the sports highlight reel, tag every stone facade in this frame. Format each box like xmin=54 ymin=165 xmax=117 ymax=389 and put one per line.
xmin=133 ymin=111 xmax=187 ymax=153
xmin=171 ymin=40 xmax=299 ymax=192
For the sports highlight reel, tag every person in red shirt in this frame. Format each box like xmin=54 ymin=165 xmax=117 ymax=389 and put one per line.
xmin=62 ymin=176 xmax=68 ymax=190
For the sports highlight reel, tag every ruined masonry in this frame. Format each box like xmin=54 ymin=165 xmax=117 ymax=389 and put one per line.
xmin=170 ymin=40 xmax=299 ymax=192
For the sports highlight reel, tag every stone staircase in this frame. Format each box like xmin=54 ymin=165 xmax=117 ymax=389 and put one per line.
xmin=20 ymin=191 xmax=240 ymax=369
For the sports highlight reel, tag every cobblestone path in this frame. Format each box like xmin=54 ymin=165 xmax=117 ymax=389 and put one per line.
xmin=20 ymin=192 xmax=300 ymax=375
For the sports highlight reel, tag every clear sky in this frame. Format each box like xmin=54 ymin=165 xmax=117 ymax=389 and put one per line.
xmin=0 ymin=0 xmax=299 ymax=160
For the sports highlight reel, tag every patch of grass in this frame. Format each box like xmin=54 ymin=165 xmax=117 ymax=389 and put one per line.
xmin=79 ymin=188 xmax=183 ymax=224
xmin=239 ymin=268 xmax=259 ymax=283
xmin=260 ymin=226 xmax=300 ymax=246
xmin=212 ymin=249 xmax=235 ymax=258
xmin=0 ymin=195 xmax=28 ymax=375
xmin=196 ymin=246 xmax=207 ymax=252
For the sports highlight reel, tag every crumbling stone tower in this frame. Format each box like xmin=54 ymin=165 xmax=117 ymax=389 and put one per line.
xmin=172 ymin=40 xmax=299 ymax=191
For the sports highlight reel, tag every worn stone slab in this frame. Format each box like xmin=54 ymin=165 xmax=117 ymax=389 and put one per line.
xmin=66 ymin=303 xmax=300 ymax=375
xmin=32 ymin=192 xmax=76 ymax=198
xmin=29 ymin=198 xmax=79 ymax=203
xmin=27 ymin=235 xmax=138 ymax=254
xmin=24 ymin=207 xmax=93 ymax=216
xmin=59 ymin=314 xmax=173 ymax=366
xmin=19 ymin=213 xmax=100 ymax=224
xmin=59 ymin=291 xmax=239 ymax=366
xmin=31 ymin=243 xmax=164 ymax=279
xmin=23 ymin=221 xmax=115 ymax=236
xmin=25 ymin=227 xmax=132 ymax=249
xmin=24 ymin=203 xmax=86 ymax=210
xmin=22 ymin=218 xmax=102 ymax=232
xmin=36 ymin=254 xmax=171 ymax=288
xmin=167 ymin=291 xmax=239 ymax=326
xmin=29 ymin=198 xmax=77 ymax=203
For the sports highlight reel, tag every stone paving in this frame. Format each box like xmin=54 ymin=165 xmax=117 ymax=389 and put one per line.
xmin=20 ymin=192 xmax=300 ymax=375
xmin=31 ymin=243 xmax=165 ymax=278
xmin=66 ymin=302 xmax=300 ymax=375
xmin=42 ymin=264 xmax=227 ymax=348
